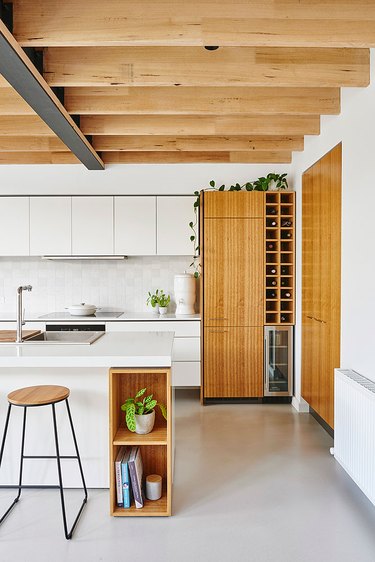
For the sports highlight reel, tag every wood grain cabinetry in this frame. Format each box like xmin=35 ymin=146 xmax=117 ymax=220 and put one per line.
xmin=301 ymin=143 xmax=341 ymax=429
xmin=202 ymin=191 xmax=265 ymax=399
xmin=204 ymin=217 xmax=264 ymax=327
xmin=109 ymin=368 xmax=172 ymax=516
xmin=204 ymin=327 xmax=263 ymax=398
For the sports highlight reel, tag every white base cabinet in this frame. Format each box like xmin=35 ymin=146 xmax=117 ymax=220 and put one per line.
xmin=106 ymin=320 xmax=201 ymax=387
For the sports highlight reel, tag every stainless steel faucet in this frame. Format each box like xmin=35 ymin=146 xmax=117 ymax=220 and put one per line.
xmin=16 ymin=285 xmax=32 ymax=343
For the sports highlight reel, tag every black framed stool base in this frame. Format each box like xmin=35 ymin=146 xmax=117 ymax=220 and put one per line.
xmin=0 ymin=398 xmax=88 ymax=540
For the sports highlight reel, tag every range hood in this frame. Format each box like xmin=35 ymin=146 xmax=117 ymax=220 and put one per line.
xmin=42 ymin=255 xmax=128 ymax=260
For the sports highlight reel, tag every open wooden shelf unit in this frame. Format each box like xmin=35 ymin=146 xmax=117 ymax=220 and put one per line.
xmin=264 ymin=191 xmax=295 ymax=325
xmin=109 ymin=367 xmax=172 ymax=517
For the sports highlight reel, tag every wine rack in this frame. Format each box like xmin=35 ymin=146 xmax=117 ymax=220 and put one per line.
xmin=265 ymin=191 xmax=295 ymax=325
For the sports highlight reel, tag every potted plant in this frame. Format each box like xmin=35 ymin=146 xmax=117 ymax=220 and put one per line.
xmin=121 ymin=388 xmax=167 ymax=435
xmin=158 ymin=292 xmax=171 ymax=315
xmin=146 ymin=289 xmax=170 ymax=315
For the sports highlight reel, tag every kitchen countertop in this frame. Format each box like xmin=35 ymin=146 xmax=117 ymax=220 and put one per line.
xmin=0 ymin=312 xmax=200 ymax=322
xmin=0 ymin=331 xmax=174 ymax=368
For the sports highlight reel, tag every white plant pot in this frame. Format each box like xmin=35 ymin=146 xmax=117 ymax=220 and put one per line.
xmin=135 ymin=410 xmax=155 ymax=435
xmin=159 ymin=306 xmax=168 ymax=315
xmin=149 ymin=304 xmax=159 ymax=314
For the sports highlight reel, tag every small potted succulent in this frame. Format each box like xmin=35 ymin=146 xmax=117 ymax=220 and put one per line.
xmin=121 ymin=388 xmax=167 ymax=435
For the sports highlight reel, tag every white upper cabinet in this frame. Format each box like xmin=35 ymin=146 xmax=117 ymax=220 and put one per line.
xmin=157 ymin=196 xmax=196 ymax=255
xmin=72 ymin=197 xmax=113 ymax=255
xmin=0 ymin=197 xmax=29 ymax=256
xmin=115 ymin=196 xmax=156 ymax=255
xmin=30 ymin=197 xmax=71 ymax=256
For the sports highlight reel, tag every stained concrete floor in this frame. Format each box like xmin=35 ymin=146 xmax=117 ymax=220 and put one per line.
xmin=1 ymin=389 xmax=375 ymax=562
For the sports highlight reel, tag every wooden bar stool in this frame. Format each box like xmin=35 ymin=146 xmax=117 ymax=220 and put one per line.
xmin=0 ymin=385 xmax=88 ymax=539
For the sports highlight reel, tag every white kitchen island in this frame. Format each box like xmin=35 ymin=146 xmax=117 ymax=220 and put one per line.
xmin=0 ymin=332 xmax=174 ymax=490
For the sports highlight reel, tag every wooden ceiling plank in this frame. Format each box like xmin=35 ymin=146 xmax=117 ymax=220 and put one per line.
xmin=0 ymin=21 xmax=103 ymax=169
xmin=43 ymin=47 xmax=369 ymax=88
xmin=0 ymin=87 xmax=36 ymax=115
xmin=0 ymin=152 xmax=80 ymax=164
xmin=64 ymin=86 xmax=340 ymax=116
xmin=0 ymin=115 xmax=57 ymax=136
xmin=81 ymin=115 xmax=320 ymax=136
xmin=0 ymin=136 xmax=68 ymax=151
xmin=102 ymin=150 xmax=292 ymax=164
xmin=12 ymin=0 xmax=375 ymax=47
xmin=92 ymin=135 xmax=304 ymax=152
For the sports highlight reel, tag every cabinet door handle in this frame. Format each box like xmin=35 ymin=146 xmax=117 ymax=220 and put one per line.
xmin=306 ymin=315 xmax=314 ymax=320
xmin=207 ymin=329 xmax=228 ymax=333
xmin=314 ymin=317 xmax=327 ymax=324
xmin=208 ymin=318 xmax=228 ymax=321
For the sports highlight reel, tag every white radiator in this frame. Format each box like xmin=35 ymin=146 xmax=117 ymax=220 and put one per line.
xmin=334 ymin=369 xmax=375 ymax=506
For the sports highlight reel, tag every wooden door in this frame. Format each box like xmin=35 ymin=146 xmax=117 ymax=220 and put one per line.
xmin=301 ymin=143 xmax=341 ymax=429
xmin=204 ymin=327 xmax=263 ymax=398
xmin=204 ymin=217 xmax=264 ymax=327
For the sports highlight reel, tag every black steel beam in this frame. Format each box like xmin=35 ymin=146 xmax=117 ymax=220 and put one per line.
xmin=0 ymin=22 xmax=104 ymax=170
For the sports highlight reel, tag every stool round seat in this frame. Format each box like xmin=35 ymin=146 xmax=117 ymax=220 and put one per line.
xmin=7 ymin=385 xmax=70 ymax=406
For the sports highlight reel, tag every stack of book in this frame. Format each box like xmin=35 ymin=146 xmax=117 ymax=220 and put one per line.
xmin=114 ymin=446 xmax=144 ymax=508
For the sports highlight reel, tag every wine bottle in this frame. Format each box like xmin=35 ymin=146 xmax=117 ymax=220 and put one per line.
xmin=283 ymin=291 xmax=291 ymax=298
xmin=280 ymin=315 xmax=287 ymax=322
xmin=267 ymin=207 xmax=277 ymax=215
xmin=268 ymin=267 xmax=277 ymax=274
xmin=267 ymin=219 xmax=277 ymax=227
xmin=282 ymin=232 xmax=292 ymax=239
xmin=281 ymin=220 xmax=292 ymax=227
xmin=281 ymin=266 xmax=289 ymax=275
xmin=266 ymin=242 xmax=275 ymax=250
xmin=281 ymin=279 xmax=288 ymax=287
xmin=267 ymin=290 xmax=276 ymax=299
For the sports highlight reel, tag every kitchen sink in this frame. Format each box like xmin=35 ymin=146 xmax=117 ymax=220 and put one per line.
xmin=22 ymin=331 xmax=105 ymax=345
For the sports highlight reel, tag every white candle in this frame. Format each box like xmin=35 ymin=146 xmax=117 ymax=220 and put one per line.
xmin=145 ymin=474 xmax=162 ymax=501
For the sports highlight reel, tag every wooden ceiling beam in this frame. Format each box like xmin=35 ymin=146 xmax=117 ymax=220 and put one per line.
xmin=0 ymin=115 xmax=58 ymax=135
xmin=81 ymin=115 xmax=320 ymax=137
xmin=43 ymin=47 xmax=369 ymax=88
xmin=12 ymin=0 xmax=375 ymax=47
xmin=0 ymin=87 xmax=35 ymax=114
xmin=92 ymin=135 xmax=304 ymax=152
xmin=0 ymin=152 xmax=79 ymax=164
xmin=0 ymin=136 xmax=68 ymax=151
xmin=102 ymin=151 xmax=292 ymax=164
xmin=64 ymin=86 xmax=340 ymax=116
xmin=0 ymin=21 xmax=103 ymax=169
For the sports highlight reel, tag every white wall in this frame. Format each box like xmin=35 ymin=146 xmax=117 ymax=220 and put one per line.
xmin=291 ymin=49 xmax=375 ymax=402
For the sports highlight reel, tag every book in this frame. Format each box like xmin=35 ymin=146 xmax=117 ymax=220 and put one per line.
xmin=114 ymin=446 xmax=125 ymax=507
xmin=121 ymin=447 xmax=132 ymax=509
xmin=128 ymin=446 xmax=144 ymax=508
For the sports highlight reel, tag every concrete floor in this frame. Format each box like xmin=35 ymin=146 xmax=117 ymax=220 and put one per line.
xmin=1 ymin=390 xmax=375 ymax=562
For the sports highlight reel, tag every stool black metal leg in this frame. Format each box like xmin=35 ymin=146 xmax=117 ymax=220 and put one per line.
xmin=0 ymin=404 xmax=27 ymax=525
xmin=52 ymin=402 xmax=87 ymax=540
xmin=65 ymin=399 xmax=88 ymax=502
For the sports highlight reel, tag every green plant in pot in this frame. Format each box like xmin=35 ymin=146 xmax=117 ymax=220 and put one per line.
xmin=158 ymin=292 xmax=171 ymax=315
xmin=121 ymin=388 xmax=167 ymax=435
xmin=146 ymin=289 xmax=171 ymax=315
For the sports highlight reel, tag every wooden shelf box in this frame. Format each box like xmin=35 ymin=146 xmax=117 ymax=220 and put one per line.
xmin=109 ymin=368 xmax=172 ymax=517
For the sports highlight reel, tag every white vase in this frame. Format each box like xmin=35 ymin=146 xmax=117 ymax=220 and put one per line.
xmin=159 ymin=306 xmax=168 ymax=315
xmin=135 ymin=410 xmax=155 ymax=435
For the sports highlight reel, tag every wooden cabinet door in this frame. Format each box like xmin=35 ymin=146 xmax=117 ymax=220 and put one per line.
xmin=204 ymin=191 xmax=264 ymax=218
xmin=204 ymin=327 xmax=263 ymax=398
xmin=301 ymin=143 xmax=341 ymax=429
xmin=204 ymin=218 xmax=264 ymax=327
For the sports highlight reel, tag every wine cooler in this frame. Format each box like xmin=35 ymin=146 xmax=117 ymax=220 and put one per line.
xmin=264 ymin=326 xmax=293 ymax=396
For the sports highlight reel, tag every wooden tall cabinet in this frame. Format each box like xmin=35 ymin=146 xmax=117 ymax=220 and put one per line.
xmin=202 ymin=191 xmax=264 ymax=399
xmin=301 ymin=143 xmax=342 ymax=429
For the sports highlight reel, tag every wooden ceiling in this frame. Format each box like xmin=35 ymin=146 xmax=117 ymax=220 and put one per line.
xmin=0 ymin=0 xmax=373 ymax=166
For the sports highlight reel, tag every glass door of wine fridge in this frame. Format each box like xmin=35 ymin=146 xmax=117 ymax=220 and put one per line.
xmin=264 ymin=326 xmax=293 ymax=396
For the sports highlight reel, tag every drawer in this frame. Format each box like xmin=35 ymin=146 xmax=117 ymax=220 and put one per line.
xmin=172 ymin=362 xmax=200 ymax=387
xmin=106 ymin=320 xmax=200 ymax=337
xmin=172 ymin=338 xmax=200 ymax=361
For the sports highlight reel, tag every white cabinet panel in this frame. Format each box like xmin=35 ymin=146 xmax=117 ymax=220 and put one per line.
xmin=157 ymin=196 xmax=196 ymax=255
xmin=105 ymin=320 xmax=200 ymax=337
xmin=30 ymin=197 xmax=71 ymax=256
xmin=115 ymin=196 xmax=156 ymax=255
xmin=172 ymin=362 xmax=200 ymax=387
xmin=172 ymin=338 xmax=200 ymax=361
xmin=0 ymin=197 xmax=29 ymax=256
xmin=72 ymin=197 xmax=113 ymax=255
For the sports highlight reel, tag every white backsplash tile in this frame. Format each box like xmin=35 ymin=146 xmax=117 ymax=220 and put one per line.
xmin=0 ymin=256 xmax=193 ymax=315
